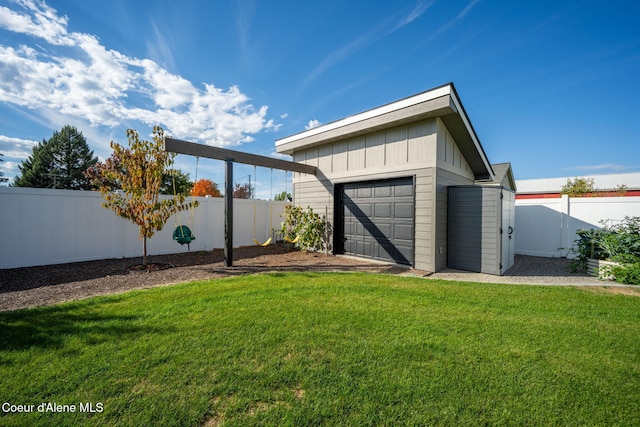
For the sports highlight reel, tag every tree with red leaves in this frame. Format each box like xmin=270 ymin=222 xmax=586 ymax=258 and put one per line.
xmin=191 ymin=178 xmax=221 ymax=197
xmin=232 ymin=182 xmax=253 ymax=199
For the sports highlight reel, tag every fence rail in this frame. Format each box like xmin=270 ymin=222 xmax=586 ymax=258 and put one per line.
xmin=0 ymin=187 xmax=288 ymax=269
xmin=515 ymin=195 xmax=640 ymax=258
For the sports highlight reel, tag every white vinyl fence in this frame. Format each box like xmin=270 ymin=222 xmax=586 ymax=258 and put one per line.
xmin=515 ymin=195 xmax=640 ymax=258
xmin=0 ymin=187 xmax=288 ymax=269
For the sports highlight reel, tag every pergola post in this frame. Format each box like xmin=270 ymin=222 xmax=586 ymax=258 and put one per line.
xmin=163 ymin=137 xmax=317 ymax=268
xmin=224 ymin=158 xmax=233 ymax=267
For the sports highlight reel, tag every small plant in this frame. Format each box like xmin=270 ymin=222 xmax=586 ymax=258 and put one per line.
xmin=280 ymin=205 xmax=326 ymax=252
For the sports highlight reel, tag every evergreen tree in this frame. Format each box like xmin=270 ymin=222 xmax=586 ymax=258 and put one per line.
xmin=161 ymin=169 xmax=193 ymax=195
xmin=273 ymin=191 xmax=291 ymax=201
xmin=0 ymin=153 xmax=8 ymax=183
xmin=13 ymin=125 xmax=98 ymax=189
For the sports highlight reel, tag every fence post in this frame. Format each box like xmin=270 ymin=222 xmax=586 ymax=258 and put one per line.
xmin=560 ymin=194 xmax=570 ymax=256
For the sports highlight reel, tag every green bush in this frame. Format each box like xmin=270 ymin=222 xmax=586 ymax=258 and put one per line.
xmin=572 ymin=216 xmax=640 ymax=284
xmin=280 ymin=205 xmax=326 ymax=252
xmin=610 ymin=262 xmax=640 ymax=286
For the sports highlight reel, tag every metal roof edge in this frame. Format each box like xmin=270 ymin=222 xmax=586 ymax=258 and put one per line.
xmin=275 ymin=83 xmax=454 ymax=147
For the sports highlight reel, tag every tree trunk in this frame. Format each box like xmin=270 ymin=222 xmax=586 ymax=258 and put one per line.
xmin=143 ymin=236 xmax=148 ymax=266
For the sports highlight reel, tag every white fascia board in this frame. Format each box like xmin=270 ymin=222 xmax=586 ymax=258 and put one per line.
xmin=276 ymin=84 xmax=453 ymax=147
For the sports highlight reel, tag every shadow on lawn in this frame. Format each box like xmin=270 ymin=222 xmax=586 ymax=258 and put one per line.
xmin=0 ymin=304 xmax=173 ymax=352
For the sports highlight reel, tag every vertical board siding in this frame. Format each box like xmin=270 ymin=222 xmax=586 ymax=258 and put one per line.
xmin=364 ymin=132 xmax=385 ymax=169
xmin=515 ymin=196 xmax=640 ymax=257
xmin=436 ymin=118 xmax=473 ymax=179
xmin=0 ymin=187 xmax=287 ymax=268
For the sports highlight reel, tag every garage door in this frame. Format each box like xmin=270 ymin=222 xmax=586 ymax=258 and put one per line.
xmin=340 ymin=177 xmax=414 ymax=265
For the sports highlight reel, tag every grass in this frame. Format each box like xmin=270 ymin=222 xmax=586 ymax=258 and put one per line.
xmin=1 ymin=272 xmax=639 ymax=426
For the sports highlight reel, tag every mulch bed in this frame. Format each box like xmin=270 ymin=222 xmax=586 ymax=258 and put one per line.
xmin=0 ymin=244 xmax=416 ymax=312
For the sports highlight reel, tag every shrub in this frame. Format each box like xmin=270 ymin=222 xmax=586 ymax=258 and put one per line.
xmin=280 ymin=205 xmax=326 ymax=252
xmin=572 ymin=216 xmax=640 ymax=284
xmin=610 ymin=262 xmax=640 ymax=285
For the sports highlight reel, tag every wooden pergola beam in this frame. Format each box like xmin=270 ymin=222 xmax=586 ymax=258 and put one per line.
xmin=164 ymin=137 xmax=317 ymax=175
xmin=164 ymin=137 xmax=315 ymax=268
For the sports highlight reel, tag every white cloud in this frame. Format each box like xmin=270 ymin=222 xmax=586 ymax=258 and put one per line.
xmin=0 ymin=1 xmax=72 ymax=45
xmin=305 ymin=119 xmax=321 ymax=130
xmin=1 ymin=160 xmax=20 ymax=179
xmin=270 ymin=151 xmax=292 ymax=160
xmin=0 ymin=135 xmax=38 ymax=158
xmin=0 ymin=0 xmax=276 ymax=147
xmin=396 ymin=0 xmax=434 ymax=28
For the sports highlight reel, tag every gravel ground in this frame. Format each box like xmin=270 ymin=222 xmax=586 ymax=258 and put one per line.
xmin=1 ymin=247 xmax=637 ymax=312
xmin=428 ymin=256 xmax=606 ymax=285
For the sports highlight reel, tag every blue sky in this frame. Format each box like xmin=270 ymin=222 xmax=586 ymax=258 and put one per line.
xmin=0 ymin=0 xmax=639 ymax=196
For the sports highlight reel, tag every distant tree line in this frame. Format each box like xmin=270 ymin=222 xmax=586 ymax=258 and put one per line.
xmin=9 ymin=124 xmax=292 ymax=201
xmin=10 ymin=125 xmax=196 ymax=194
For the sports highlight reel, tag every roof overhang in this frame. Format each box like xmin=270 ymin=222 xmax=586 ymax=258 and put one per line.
xmin=275 ymin=83 xmax=494 ymax=180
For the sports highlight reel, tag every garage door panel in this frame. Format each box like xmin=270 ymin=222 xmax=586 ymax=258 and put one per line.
xmin=340 ymin=177 xmax=414 ymax=266
xmin=394 ymin=223 xmax=413 ymax=240
xmin=344 ymin=221 xmax=355 ymax=235
xmin=394 ymin=202 xmax=413 ymax=218
xmin=344 ymin=239 xmax=354 ymax=253
xmin=395 ymin=244 xmax=413 ymax=264
xmin=374 ymin=222 xmax=391 ymax=238
xmin=356 ymin=186 xmax=373 ymax=198
xmin=358 ymin=203 xmax=373 ymax=217
xmin=378 ymin=247 xmax=393 ymax=262
xmin=346 ymin=202 xmax=372 ymax=218
xmin=356 ymin=240 xmax=374 ymax=257
xmin=374 ymin=203 xmax=392 ymax=218
xmin=344 ymin=187 xmax=356 ymax=198
xmin=395 ymin=182 xmax=414 ymax=197
xmin=374 ymin=185 xmax=392 ymax=198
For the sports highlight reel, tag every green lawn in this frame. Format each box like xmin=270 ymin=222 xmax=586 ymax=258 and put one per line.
xmin=1 ymin=273 xmax=639 ymax=426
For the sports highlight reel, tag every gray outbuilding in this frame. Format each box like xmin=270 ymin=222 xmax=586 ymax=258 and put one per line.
xmin=275 ymin=83 xmax=515 ymax=274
